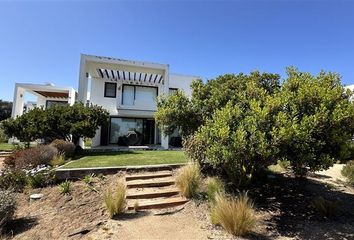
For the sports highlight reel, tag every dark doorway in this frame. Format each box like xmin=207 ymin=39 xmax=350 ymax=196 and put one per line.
xmin=143 ymin=119 xmax=155 ymax=145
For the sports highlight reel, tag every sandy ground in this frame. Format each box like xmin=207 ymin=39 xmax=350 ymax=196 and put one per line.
xmin=2 ymin=165 xmax=354 ymax=240
xmin=0 ymin=157 xmax=5 ymax=170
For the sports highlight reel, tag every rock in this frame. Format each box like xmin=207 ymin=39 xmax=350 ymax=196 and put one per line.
xmin=30 ymin=193 xmax=43 ymax=202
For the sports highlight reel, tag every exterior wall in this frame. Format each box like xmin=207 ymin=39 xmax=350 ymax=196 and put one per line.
xmin=90 ymin=78 xmax=119 ymax=115
xmin=169 ymin=74 xmax=198 ymax=97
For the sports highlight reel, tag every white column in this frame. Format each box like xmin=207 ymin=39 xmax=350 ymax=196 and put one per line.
xmin=161 ymin=66 xmax=170 ymax=149
xmin=78 ymin=55 xmax=88 ymax=103
xmin=68 ymin=88 xmax=76 ymax=106
xmin=11 ymin=84 xmax=25 ymax=118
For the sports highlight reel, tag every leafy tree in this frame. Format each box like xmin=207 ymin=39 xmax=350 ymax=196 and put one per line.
xmin=156 ymin=71 xmax=280 ymax=136
xmin=272 ymin=67 xmax=354 ymax=177
xmin=0 ymin=100 xmax=12 ymax=121
xmin=1 ymin=103 xmax=109 ymax=146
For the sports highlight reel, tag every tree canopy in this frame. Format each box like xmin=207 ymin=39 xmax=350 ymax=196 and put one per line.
xmin=1 ymin=103 xmax=109 ymax=145
xmin=0 ymin=100 xmax=12 ymax=121
xmin=156 ymin=68 xmax=354 ymax=185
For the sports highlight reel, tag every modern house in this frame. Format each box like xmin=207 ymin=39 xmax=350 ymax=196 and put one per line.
xmin=78 ymin=54 xmax=199 ymax=149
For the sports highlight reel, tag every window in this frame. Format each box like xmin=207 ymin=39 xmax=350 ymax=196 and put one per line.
xmin=122 ymin=85 xmax=157 ymax=106
xmin=169 ymin=88 xmax=178 ymax=95
xmin=45 ymin=100 xmax=68 ymax=108
xmin=104 ymin=82 xmax=117 ymax=98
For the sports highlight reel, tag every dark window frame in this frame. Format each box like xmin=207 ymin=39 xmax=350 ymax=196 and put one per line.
xmin=45 ymin=100 xmax=68 ymax=109
xmin=104 ymin=82 xmax=117 ymax=98
xmin=121 ymin=84 xmax=158 ymax=105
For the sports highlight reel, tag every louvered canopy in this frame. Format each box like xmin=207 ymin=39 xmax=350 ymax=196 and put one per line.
xmin=96 ymin=68 xmax=164 ymax=85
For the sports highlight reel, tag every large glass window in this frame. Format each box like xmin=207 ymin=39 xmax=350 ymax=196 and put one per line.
xmin=122 ymin=85 xmax=157 ymax=106
xmin=122 ymin=85 xmax=134 ymax=105
xmin=45 ymin=100 xmax=68 ymax=108
xmin=110 ymin=118 xmax=143 ymax=144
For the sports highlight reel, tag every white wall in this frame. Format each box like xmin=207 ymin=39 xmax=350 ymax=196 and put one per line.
xmin=169 ymin=74 xmax=198 ymax=97
xmin=90 ymin=78 xmax=119 ymax=115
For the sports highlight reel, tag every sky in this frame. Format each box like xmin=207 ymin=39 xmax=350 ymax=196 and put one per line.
xmin=0 ymin=0 xmax=354 ymax=101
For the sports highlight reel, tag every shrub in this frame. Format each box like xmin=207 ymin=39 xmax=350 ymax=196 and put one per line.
xmin=182 ymin=135 xmax=207 ymax=165
xmin=175 ymin=164 xmax=201 ymax=198
xmin=59 ymin=180 xmax=71 ymax=194
xmin=0 ymin=189 xmax=15 ymax=231
xmin=104 ymin=180 xmax=126 ymax=218
xmin=211 ymin=193 xmax=256 ymax=236
xmin=50 ymin=139 xmax=75 ymax=158
xmin=50 ymin=153 xmax=66 ymax=167
xmin=26 ymin=172 xmax=46 ymax=189
xmin=341 ymin=160 xmax=354 ymax=185
xmin=0 ymin=170 xmax=27 ymax=192
xmin=206 ymin=177 xmax=225 ymax=203
xmin=4 ymin=145 xmax=58 ymax=170
xmin=312 ymin=196 xmax=338 ymax=219
xmin=83 ymin=174 xmax=93 ymax=185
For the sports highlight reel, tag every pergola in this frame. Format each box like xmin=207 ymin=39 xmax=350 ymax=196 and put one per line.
xmin=11 ymin=83 xmax=76 ymax=118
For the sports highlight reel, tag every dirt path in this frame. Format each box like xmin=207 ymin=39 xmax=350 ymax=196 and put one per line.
xmin=88 ymin=203 xmax=210 ymax=240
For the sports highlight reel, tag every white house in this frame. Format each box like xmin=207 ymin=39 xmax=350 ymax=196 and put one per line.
xmin=77 ymin=54 xmax=199 ymax=149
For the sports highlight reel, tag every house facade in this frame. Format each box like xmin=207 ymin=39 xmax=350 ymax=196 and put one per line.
xmin=78 ymin=54 xmax=198 ymax=149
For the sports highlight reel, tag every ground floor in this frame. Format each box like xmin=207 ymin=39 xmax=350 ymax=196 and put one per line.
xmin=92 ymin=116 xmax=181 ymax=149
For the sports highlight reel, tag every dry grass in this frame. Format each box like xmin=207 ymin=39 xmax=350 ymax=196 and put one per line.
xmin=104 ymin=180 xmax=126 ymax=218
xmin=206 ymin=177 xmax=225 ymax=202
xmin=211 ymin=192 xmax=257 ymax=236
xmin=175 ymin=163 xmax=201 ymax=198
xmin=311 ymin=196 xmax=338 ymax=219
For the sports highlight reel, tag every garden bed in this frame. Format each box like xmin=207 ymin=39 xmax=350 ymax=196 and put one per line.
xmin=2 ymin=166 xmax=354 ymax=239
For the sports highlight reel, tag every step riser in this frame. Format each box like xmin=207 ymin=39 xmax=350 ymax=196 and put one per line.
xmin=127 ymin=182 xmax=174 ymax=188
xmin=126 ymin=191 xmax=179 ymax=199
xmin=127 ymin=201 xmax=188 ymax=210
xmin=126 ymin=173 xmax=172 ymax=181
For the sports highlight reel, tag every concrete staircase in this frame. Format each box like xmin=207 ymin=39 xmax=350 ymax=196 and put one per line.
xmin=125 ymin=170 xmax=188 ymax=210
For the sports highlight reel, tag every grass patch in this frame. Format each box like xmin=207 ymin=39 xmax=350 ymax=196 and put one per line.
xmin=0 ymin=143 xmax=13 ymax=151
xmin=63 ymin=151 xmax=187 ymax=168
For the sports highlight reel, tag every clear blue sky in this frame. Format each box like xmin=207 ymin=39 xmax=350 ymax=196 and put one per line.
xmin=1 ymin=1 xmax=353 ymax=101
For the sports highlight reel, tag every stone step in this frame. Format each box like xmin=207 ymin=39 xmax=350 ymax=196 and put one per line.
xmin=126 ymin=187 xmax=180 ymax=199
xmin=126 ymin=171 xmax=172 ymax=181
xmin=127 ymin=196 xmax=188 ymax=210
xmin=126 ymin=177 xmax=175 ymax=188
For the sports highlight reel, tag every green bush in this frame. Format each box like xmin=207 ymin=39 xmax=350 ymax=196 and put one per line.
xmin=50 ymin=153 xmax=66 ymax=167
xmin=341 ymin=160 xmax=354 ymax=185
xmin=4 ymin=145 xmax=58 ymax=170
xmin=50 ymin=139 xmax=75 ymax=158
xmin=206 ymin=177 xmax=225 ymax=203
xmin=0 ymin=170 xmax=27 ymax=192
xmin=0 ymin=189 xmax=15 ymax=231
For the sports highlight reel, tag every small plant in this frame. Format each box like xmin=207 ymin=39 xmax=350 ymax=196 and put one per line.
xmin=206 ymin=177 xmax=225 ymax=203
xmin=59 ymin=180 xmax=72 ymax=194
xmin=83 ymin=174 xmax=94 ymax=185
xmin=50 ymin=153 xmax=66 ymax=167
xmin=341 ymin=160 xmax=354 ymax=185
xmin=133 ymin=202 xmax=140 ymax=212
xmin=175 ymin=163 xmax=201 ymax=198
xmin=210 ymin=192 xmax=257 ymax=236
xmin=104 ymin=180 xmax=126 ymax=218
xmin=0 ymin=189 xmax=15 ymax=231
xmin=27 ymin=172 xmax=46 ymax=189
xmin=311 ymin=196 xmax=338 ymax=219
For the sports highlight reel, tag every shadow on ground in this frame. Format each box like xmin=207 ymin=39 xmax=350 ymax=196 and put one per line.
xmin=247 ymin=174 xmax=354 ymax=239
xmin=3 ymin=216 xmax=38 ymax=237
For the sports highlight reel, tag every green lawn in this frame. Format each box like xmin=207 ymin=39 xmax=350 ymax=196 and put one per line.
xmin=63 ymin=150 xmax=188 ymax=168
xmin=0 ymin=142 xmax=13 ymax=151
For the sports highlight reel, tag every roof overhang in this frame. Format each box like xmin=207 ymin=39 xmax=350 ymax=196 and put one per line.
xmin=16 ymin=83 xmax=75 ymax=99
